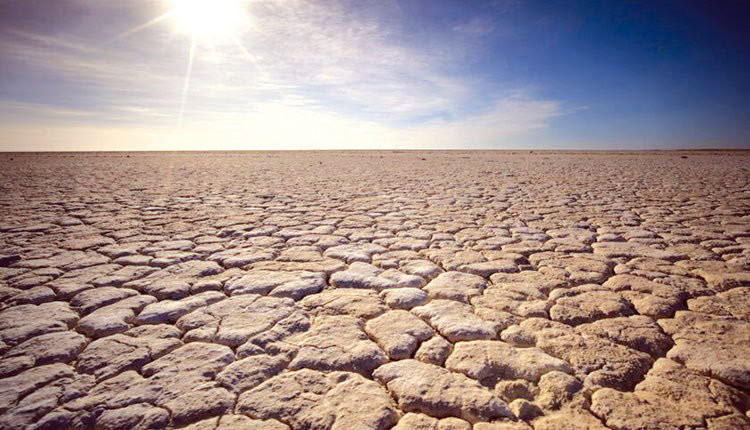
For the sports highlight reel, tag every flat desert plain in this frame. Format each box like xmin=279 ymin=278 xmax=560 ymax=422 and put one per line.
xmin=0 ymin=150 xmax=749 ymax=430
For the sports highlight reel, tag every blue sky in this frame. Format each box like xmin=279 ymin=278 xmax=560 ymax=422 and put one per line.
xmin=0 ymin=0 xmax=747 ymax=150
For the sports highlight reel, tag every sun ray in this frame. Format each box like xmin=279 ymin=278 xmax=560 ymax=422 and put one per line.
xmin=110 ymin=11 xmax=175 ymax=42
xmin=177 ymin=33 xmax=199 ymax=128
xmin=231 ymin=34 xmax=265 ymax=76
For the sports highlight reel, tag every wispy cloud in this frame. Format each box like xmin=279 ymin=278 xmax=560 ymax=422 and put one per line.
xmin=0 ymin=0 xmax=563 ymax=150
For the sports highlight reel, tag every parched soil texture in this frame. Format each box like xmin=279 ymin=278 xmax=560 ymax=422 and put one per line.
xmin=0 ymin=150 xmax=749 ymax=430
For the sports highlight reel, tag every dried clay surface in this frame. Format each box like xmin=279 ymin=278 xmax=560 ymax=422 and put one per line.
xmin=0 ymin=150 xmax=749 ymax=430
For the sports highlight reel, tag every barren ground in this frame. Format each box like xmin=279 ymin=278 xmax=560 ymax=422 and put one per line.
xmin=0 ymin=150 xmax=749 ymax=430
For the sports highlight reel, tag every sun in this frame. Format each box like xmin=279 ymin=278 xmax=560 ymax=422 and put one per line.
xmin=170 ymin=0 xmax=246 ymax=39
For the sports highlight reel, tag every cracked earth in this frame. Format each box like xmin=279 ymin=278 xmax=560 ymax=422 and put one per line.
xmin=0 ymin=151 xmax=749 ymax=430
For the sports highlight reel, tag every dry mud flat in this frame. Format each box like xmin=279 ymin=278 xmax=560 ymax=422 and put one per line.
xmin=0 ymin=150 xmax=749 ymax=430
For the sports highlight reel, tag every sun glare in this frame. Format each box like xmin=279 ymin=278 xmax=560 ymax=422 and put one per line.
xmin=171 ymin=0 xmax=245 ymax=38
xmin=118 ymin=0 xmax=253 ymax=129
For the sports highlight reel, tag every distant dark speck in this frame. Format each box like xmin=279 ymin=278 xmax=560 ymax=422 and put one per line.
xmin=681 ymin=155 xmax=688 ymax=159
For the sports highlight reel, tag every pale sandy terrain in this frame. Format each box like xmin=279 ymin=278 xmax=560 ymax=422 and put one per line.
xmin=0 ymin=150 xmax=749 ymax=430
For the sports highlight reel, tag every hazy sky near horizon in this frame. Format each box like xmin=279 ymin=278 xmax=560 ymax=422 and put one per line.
xmin=0 ymin=0 xmax=748 ymax=151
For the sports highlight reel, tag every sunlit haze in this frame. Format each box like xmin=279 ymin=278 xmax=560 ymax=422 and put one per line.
xmin=0 ymin=0 xmax=747 ymax=151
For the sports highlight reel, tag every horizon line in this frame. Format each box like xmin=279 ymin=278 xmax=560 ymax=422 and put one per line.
xmin=2 ymin=148 xmax=749 ymax=154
